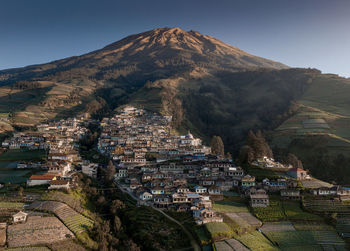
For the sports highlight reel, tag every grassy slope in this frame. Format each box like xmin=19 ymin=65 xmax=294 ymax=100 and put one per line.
xmin=271 ymin=74 xmax=350 ymax=184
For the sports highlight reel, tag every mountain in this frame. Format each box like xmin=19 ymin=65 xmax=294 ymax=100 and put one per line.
xmin=1 ymin=27 xmax=350 ymax=184
xmin=0 ymin=27 xmax=287 ymax=129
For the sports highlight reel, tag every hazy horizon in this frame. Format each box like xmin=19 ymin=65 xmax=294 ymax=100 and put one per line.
xmin=1 ymin=0 xmax=350 ymax=77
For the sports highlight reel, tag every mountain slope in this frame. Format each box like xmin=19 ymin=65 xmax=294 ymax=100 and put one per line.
xmin=1 ymin=28 xmax=350 ymax=184
xmin=0 ymin=27 xmax=287 ymax=129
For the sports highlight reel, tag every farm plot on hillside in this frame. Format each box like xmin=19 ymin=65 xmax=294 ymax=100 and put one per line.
xmin=303 ymin=199 xmax=350 ymax=217
xmin=28 ymin=201 xmax=93 ymax=234
xmin=5 ymin=247 xmax=50 ymax=251
xmin=213 ymin=201 xmax=248 ymax=213
xmin=205 ymin=222 xmax=233 ymax=241
xmin=251 ymin=200 xmax=285 ymax=222
xmin=282 ymin=201 xmax=322 ymax=221
xmin=261 ymin=221 xmax=296 ymax=232
xmin=265 ymin=230 xmax=346 ymax=250
xmin=293 ymin=221 xmax=334 ymax=231
xmin=336 ymin=218 xmax=350 ymax=238
xmin=236 ymin=231 xmax=278 ymax=251
xmin=214 ymin=239 xmax=250 ymax=251
xmin=7 ymin=216 xmax=73 ymax=247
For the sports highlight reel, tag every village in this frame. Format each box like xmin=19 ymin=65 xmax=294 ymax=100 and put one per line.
xmin=0 ymin=106 xmax=350 ymax=250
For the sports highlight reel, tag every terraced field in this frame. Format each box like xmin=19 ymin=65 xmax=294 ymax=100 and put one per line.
xmin=0 ymin=202 xmax=24 ymax=209
xmin=7 ymin=216 xmax=73 ymax=247
xmin=303 ymin=199 xmax=350 ymax=217
xmin=336 ymin=218 xmax=350 ymax=238
xmin=5 ymin=247 xmax=50 ymax=251
xmin=205 ymin=222 xmax=233 ymax=241
xmin=236 ymin=231 xmax=278 ymax=251
xmin=28 ymin=201 xmax=93 ymax=234
xmin=213 ymin=201 xmax=249 ymax=213
xmin=265 ymin=230 xmax=346 ymax=250
xmin=214 ymin=239 xmax=249 ymax=251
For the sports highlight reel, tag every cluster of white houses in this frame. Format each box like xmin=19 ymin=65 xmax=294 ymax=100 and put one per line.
xmin=2 ymin=116 xmax=90 ymax=189
xmin=98 ymin=106 xmax=210 ymax=165
xmin=2 ymin=107 xmax=350 ymax=226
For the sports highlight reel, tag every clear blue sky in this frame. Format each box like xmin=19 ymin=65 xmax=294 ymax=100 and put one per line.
xmin=1 ymin=0 xmax=349 ymax=77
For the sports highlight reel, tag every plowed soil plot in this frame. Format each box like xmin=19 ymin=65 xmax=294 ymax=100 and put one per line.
xmin=7 ymin=216 xmax=73 ymax=247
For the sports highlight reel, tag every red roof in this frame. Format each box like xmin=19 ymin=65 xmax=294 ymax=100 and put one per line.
xmin=29 ymin=175 xmax=56 ymax=180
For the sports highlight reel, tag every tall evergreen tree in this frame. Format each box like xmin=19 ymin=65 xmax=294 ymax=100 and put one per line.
xmin=286 ymin=153 xmax=303 ymax=169
xmin=211 ymin=136 xmax=225 ymax=157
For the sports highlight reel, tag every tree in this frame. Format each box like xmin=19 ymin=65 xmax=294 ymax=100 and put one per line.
xmin=114 ymin=216 xmax=122 ymax=232
xmin=110 ymin=199 xmax=125 ymax=214
xmin=211 ymin=136 xmax=225 ymax=157
xmin=18 ymin=186 xmax=24 ymax=198
xmin=105 ymin=160 xmax=116 ymax=184
xmin=246 ymin=130 xmax=273 ymax=159
xmin=238 ymin=145 xmax=255 ymax=164
xmin=286 ymin=153 xmax=303 ymax=169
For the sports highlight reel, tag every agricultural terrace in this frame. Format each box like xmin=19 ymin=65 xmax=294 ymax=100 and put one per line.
xmin=213 ymin=200 xmax=262 ymax=235
xmin=213 ymin=201 xmax=249 ymax=213
xmin=252 ymin=200 xmax=322 ymax=222
xmin=0 ymin=202 xmax=24 ymax=209
xmin=303 ymin=199 xmax=350 ymax=217
xmin=214 ymin=239 xmax=249 ymax=251
xmin=7 ymin=216 xmax=73 ymax=247
xmin=265 ymin=230 xmax=346 ymax=250
xmin=205 ymin=222 xmax=233 ymax=241
xmin=28 ymin=201 xmax=93 ymax=234
xmin=236 ymin=231 xmax=278 ymax=251
xmin=336 ymin=218 xmax=350 ymax=238
xmin=0 ymin=202 xmax=25 ymax=222
xmin=5 ymin=247 xmax=50 ymax=251
xmin=251 ymin=200 xmax=285 ymax=222
xmin=41 ymin=189 xmax=94 ymax=218
xmin=223 ymin=212 xmax=261 ymax=235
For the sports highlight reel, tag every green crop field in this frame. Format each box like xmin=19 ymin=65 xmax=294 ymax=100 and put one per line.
xmin=63 ymin=214 xmax=94 ymax=234
xmin=293 ymin=222 xmax=334 ymax=231
xmin=213 ymin=201 xmax=249 ymax=213
xmin=193 ymin=226 xmax=211 ymax=245
xmin=205 ymin=222 xmax=233 ymax=241
xmin=266 ymin=230 xmax=346 ymax=250
xmin=303 ymin=199 xmax=350 ymax=217
xmin=251 ymin=200 xmax=285 ymax=222
xmin=0 ymin=202 xmax=24 ymax=209
xmin=283 ymin=201 xmax=322 ymax=221
xmin=236 ymin=231 xmax=278 ymax=251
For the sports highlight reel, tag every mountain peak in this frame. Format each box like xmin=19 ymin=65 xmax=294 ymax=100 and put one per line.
xmin=100 ymin=27 xmax=288 ymax=70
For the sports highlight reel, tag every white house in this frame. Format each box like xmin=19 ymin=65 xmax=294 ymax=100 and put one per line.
xmin=13 ymin=211 xmax=28 ymax=223
xmin=139 ymin=192 xmax=153 ymax=201
xmin=48 ymin=180 xmax=70 ymax=190
xmin=27 ymin=174 xmax=56 ymax=186
xmin=194 ymin=185 xmax=207 ymax=194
